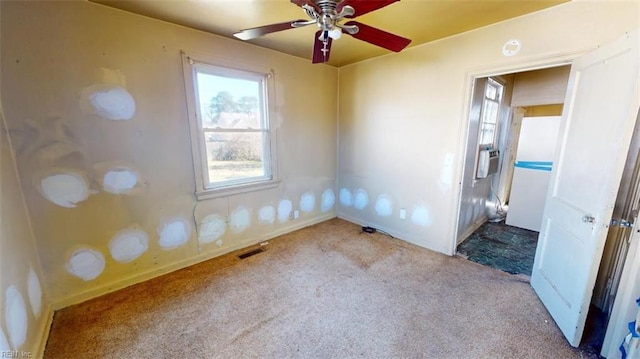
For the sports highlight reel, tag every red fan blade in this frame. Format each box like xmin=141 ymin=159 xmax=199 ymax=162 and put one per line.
xmin=344 ymin=21 xmax=411 ymax=52
xmin=312 ymin=31 xmax=333 ymax=64
xmin=234 ymin=19 xmax=306 ymax=40
xmin=291 ymin=0 xmax=320 ymax=12
xmin=337 ymin=0 xmax=399 ymax=18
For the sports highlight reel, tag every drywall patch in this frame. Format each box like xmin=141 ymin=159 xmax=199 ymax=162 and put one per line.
xmin=81 ymin=85 xmax=136 ymax=120
xmin=109 ymin=228 xmax=149 ymax=263
xmin=5 ymin=286 xmax=28 ymax=349
xmin=67 ymin=248 xmax=106 ymax=281
xmin=0 ymin=327 xmax=10 ymax=353
xmin=374 ymin=195 xmax=394 ymax=217
xmin=158 ymin=218 xmax=191 ymax=250
xmin=321 ymin=189 xmax=335 ymax=212
xmin=40 ymin=172 xmax=89 ymax=208
xmin=258 ymin=206 xmax=275 ymax=224
xmin=353 ymin=189 xmax=369 ymax=210
xmin=277 ymin=200 xmax=293 ymax=222
xmin=199 ymin=214 xmax=226 ymax=243
xmin=439 ymin=153 xmax=455 ymax=194
xmin=27 ymin=267 xmax=43 ymax=318
xmin=103 ymin=168 xmax=138 ymax=194
xmin=411 ymin=206 xmax=433 ymax=227
xmin=230 ymin=207 xmax=251 ymax=233
xmin=299 ymin=192 xmax=316 ymax=213
xmin=339 ymin=188 xmax=353 ymax=207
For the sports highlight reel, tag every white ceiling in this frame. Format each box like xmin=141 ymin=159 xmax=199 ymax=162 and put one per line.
xmin=91 ymin=0 xmax=569 ymax=67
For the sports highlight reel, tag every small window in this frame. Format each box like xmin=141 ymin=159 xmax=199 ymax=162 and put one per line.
xmin=182 ymin=53 xmax=279 ymax=199
xmin=478 ymin=78 xmax=504 ymax=147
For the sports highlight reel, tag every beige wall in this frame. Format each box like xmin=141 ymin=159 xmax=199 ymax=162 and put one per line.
xmin=512 ymin=66 xmax=571 ymax=107
xmin=1 ymin=111 xmax=51 ymax=355
xmin=1 ymin=1 xmax=338 ymax=307
xmin=337 ymin=1 xmax=639 ymax=254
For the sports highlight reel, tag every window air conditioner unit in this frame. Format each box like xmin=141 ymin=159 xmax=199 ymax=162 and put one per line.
xmin=477 ymin=148 xmax=499 ymax=178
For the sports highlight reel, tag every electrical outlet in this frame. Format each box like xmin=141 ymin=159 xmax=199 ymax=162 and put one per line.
xmin=294 ymin=210 xmax=299 ymax=219
xmin=399 ymin=208 xmax=406 ymax=220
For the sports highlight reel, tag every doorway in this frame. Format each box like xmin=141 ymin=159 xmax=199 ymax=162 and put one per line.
xmin=458 ymin=65 xmax=606 ymax=355
xmin=458 ymin=39 xmax=637 ymax=354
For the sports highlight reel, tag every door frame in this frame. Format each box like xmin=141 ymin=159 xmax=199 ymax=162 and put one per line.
xmin=452 ymin=49 xmax=587 ymax=254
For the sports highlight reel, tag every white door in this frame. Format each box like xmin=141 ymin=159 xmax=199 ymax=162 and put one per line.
xmin=530 ymin=28 xmax=640 ymax=347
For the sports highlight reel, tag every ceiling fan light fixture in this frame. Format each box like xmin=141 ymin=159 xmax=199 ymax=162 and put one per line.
xmin=328 ymin=28 xmax=342 ymax=40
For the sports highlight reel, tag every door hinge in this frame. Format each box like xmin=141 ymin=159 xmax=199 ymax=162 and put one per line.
xmin=610 ymin=219 xmax=634 ymax=228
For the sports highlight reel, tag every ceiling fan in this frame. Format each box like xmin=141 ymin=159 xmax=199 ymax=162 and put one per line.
xmin=233 ymin=0 xmax=411 ymax=64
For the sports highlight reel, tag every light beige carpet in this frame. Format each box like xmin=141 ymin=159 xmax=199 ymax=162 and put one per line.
xmin=45 ymin=218 xmax=590 ymax=358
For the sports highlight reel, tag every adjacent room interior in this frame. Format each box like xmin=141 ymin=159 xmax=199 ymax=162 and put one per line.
xmin=1 ymin=1 xmax=639 ymax=358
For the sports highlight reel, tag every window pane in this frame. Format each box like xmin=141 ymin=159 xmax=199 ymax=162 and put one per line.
xmin=196 ymin=72 xmax=263 ymax=129
xmin=205 ymin=132 xmax=266 ymax=184
xmin=479 ymin=123 xmax=495 ymax=145
xmin=481 ymin=100 xmax=499 ymax=125
xmin=485 ymin=83 xmax=498 ymax=100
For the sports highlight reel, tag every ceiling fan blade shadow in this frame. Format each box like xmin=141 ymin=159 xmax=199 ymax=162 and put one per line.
xmin=312 ymin=31 xmax=332 ymax=64
xmin=234 ymin=20 xmax=307 ymax=40
xmin=343 ymin=21 xmax=411 ymax=52
xmin=337 ymin=0 xmax=399 ymax=18
xmin=291 ymin=0 xmax=320 ymax=12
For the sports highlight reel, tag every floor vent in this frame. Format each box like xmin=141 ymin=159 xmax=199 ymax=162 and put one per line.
xmin=238 ymin=247 xmax=265 ymax=260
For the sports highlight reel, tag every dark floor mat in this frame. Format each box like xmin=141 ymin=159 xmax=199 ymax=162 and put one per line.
xmin=457 ymin=221 xmax=538 ymax=276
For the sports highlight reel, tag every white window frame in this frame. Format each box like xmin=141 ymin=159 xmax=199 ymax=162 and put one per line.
xmin=181 ymin=52 xmax=279 ymax=200
xmin=477 ymin=77 xmax=504 ymax=149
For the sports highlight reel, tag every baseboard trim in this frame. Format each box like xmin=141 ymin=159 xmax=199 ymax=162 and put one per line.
xmin=34 ymin=304 xmax=54 ymax=358
xmin=336 ymin=213 xmax=444 ymax=254
xmin=53 ymin=212 xmax=337 ymax=310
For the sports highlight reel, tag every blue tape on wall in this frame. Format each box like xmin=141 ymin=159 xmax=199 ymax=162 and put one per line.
xmin=630 ymin=321 xmax=639 ymax=338
xmin=514 ymin=161 xmax=553 ymax=172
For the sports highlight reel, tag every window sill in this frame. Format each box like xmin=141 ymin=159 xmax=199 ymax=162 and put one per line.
xmin=195 ymin=179 xmax=281 ymax=200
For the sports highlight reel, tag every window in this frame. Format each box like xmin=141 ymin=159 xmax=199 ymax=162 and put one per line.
xmin=182 ymin=53 xmax=278 ymax=199
xmin=478 ymin=78 xmax=504 ymax=147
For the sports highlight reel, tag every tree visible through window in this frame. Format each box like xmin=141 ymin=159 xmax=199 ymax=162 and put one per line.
xmin=184 ymin=59 xmax=275 ymax=193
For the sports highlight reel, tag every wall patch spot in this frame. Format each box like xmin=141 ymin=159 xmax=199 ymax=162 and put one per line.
xmin=5 ymin=286 xmax=28 ymax=349
xmin=67 ymin=248 xmax=106 ymax=281
xmin=411 ymin=206 xmax=433 ymax=227
xmin=103 ymin=168 xmax=138 ymax=194
xmin=41 ymin=173 xmax=89 ymax=208
xmin=374 ymin=195 xmax=394 ymax=217
xmin=158 ymin=218 xmax=191 ymax=250
xmin=258 ymin=206 xmax=275 ymax=224
xmin=109 ymin=228 xmax=149 ymax=263
xmin=299 ymin=192 xmax=316 ymax=213
xmin=199 ymin=214 xmax=226 ymax=243
xmin=27 ymin=267 xmax=43 ymax=318
xmin=277 ymin=200 xmax=292 ymax=222
xmin=339 ymin=188 xmax=353 ymax=207
xmin=354 ymin=189 xmax=369 ymax=210
xmin=0 ymin=328 xmax=10 ymax=353
xmin=230 ymin=207 xmax=251 ymax=233
xmin=84 ymin=85 xmax=136 ymax=120
xmin=321 ymin=189 xmax=335 ymax=212
xmin=439 ymin=153 xmax=455 ymax=194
